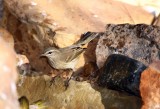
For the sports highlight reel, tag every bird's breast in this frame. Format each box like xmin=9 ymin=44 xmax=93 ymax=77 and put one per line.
xmin=48 ymin=58 xmax=77 ymax=70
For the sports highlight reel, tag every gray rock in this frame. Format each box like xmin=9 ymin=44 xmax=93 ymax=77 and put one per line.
xmin=96 ymin=24 xmax=160 ymax=68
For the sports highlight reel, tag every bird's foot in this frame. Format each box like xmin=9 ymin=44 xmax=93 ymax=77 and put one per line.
xmin=64 ymin=77 xmax=72 ymax=90
xmin=49 ymin=76 xmax=57 ymax=87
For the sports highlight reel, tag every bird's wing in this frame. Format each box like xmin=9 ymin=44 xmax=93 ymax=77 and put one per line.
xmin=60 ymin=47 xmax=85 ymax=62
xmin=59 ymin=32 xmax=100 ymax=62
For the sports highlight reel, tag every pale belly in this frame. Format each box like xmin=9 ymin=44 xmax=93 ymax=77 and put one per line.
xmin=48 ymin=58 xmax=77 ymax=71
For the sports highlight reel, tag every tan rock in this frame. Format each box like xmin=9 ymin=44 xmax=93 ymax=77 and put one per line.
xmin=17 ymin=76 xmax=105 ymax=109
xmin=0 ymin=38 xmax=19 ymax=109
xmin=140 ymin=60 xmax=160 ymax=109
xmin=4 ymin=0 xmax=154 ymax=47
xmin=16 ymin=54 xmax=29 ymax=66
xmin=0 ymin=27 xmax=14 ymax=48
xmin=17 ymin=75 xmax=141 ymax=109
xmin=3 ymin=0 xmax=154 ymax=74
xmin=53 ymin=32 xmax=80 ymax=48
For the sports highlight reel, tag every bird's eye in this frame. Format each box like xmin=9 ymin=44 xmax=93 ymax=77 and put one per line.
xmin=48 ymin=51 xmax=52 ymax=54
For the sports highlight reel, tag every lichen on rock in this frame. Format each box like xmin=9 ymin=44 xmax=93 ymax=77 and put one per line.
xmin=96 ymin=24 xmax=160 ymax=68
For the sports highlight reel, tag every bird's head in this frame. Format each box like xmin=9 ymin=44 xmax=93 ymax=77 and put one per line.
xmin=40 ymin=47 xmax=60 ymax=59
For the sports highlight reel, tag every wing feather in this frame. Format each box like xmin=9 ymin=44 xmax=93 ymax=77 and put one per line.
xmin=59 ymin=47 xmax=85 ymax=62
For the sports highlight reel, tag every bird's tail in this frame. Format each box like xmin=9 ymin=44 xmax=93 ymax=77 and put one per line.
xmin=73 ymin=32 xmax=100 ymax=47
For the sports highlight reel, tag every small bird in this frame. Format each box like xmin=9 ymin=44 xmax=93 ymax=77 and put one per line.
xmin=40 ymin=32 xmax=99 ymax=88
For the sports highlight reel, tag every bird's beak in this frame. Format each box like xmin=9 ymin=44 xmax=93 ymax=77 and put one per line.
xmin=39 ymin=54 xmax=46 ymax=58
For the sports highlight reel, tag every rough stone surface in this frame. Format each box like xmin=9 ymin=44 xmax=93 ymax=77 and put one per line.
xmin=4 ymin=0 xmax=153 ymax=35
xmin=17 ymin=76 xmax=105 ymax=109
xmin=1 ymin=1 xmax=156 ymax=109
xmin=140 ymin=60 xmax=160 ymax=109
xmin=96 ymin=86 xmax=142 ymax=109
xmin=96 ymin=24 xmax=160 ymax=68
xmin=16 ymin=54 xmax=29 ymax=67
xmin=3 ymin=0 xmax=154 ymax=55
xmin=0 ymin=27 xmax=14 ymax=48
xmin=17 ymin=75 xmax=142 ymax=109
xmin=1 ymin=8 xmax=87 ymax=76
xmin=0 ymin=37 xmax=19 ymax=109
xmin=3 ymin=0 xmax=154 ymax=76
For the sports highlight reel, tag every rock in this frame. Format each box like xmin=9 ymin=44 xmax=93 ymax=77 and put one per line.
xmin=83 ymin=62 xmax=99 ymax=78
xmin=0 ymin=0 xmax=3 ymax=19
xmin=17 ymin=74 xmax=142 ymax=109
xmin=16 ymin=54 xmax=40 ymax=77
xmin=1 ymin=1 xmax=156 ymax=108
xmin=53 ymin=32 xmax=80 ymax=48
xmin=96 ymin=24 xmax=160 ymax=68
xmin=4 ymin=0 xmax=56 ymax=30
xmin=97 ymin=54 xmax=147 ymax=96
xmin=17 ymin=75 xmax=105 ymax=109
xmin=95 ymin=86 xmax=142 ymax=109
xmin=140 ymin=60 xmax=160 ymax=109
xmin=0 ymin=38 xmax=19 ymax=109
xmin=2 ymin=0 xmax=154 ymax=76
xmin=4 ymin=0 xmax=153 ymax=35
xmin=1 ymin=5 xmax=85 ymax=75
xmin=0 ymin=27 xmax=14 ymax=48
xmin=3 ymin=0 xmax=154 ymax=51
xmin=2 ymin=12 xmax=55 ymax=76
xmin=76 ymin=61 xmax=99 ymax=82
xmin=16 ymin=54 xmax=29 ymax=66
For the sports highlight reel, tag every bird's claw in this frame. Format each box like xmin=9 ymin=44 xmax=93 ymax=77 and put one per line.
xmin=64 ymin=78 xmax=71 ymax=90
xmin=49 ymin=77 xmax=56 ymax=87
xmin=64 ymin=81 xmax=69 ymax=90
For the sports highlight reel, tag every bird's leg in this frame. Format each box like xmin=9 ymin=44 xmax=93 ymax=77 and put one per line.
xmin=49 ymin=75 xmax=58 ymax=87
xmin=64 ymin=69 xmax=74 ymax=89
xmin=49 ymin=70 xmax=63 ymax=87
xmin=64 ymin=78 xmax=71 ymax=90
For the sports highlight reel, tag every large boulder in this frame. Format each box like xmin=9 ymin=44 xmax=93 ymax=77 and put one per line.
xmin=96 ymin=24 xmax=160 ymax=68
